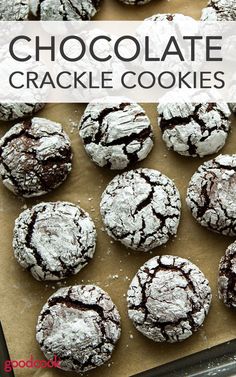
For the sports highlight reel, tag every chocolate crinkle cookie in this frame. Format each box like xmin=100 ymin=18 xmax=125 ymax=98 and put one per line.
xmin=30 ymin=0 xmax=101 ymax=20
xmin=218 ymin=241 xmax=236 ymax=308
xmin=118 ymin=0 xmax=152 ymax=5
xmin=0 ymin=103 xmax=45 ymax=122
xmin=13 ymin=202 xmax=96 ymax=281
xmin=201 ymin=0 xmax=236 ymax=20
xmin=127 ymin=255 xmax=212 ymax=342
xmin=36 ymin=285 xmax=121 ymax=373
xmin=79 ymin=98 xmax=154 ymax=170
xmin=0 ymin=117 xmax=72 ymax=198
xmin=186 ymin=154 xmax=236 ymax=236
xmin=100 ymin=168 xmax=181 ymax=251
xmin=158 ymin=103 xmax=231 ymax=158
xmin=0 ymin=0 xmax=29 ymax=20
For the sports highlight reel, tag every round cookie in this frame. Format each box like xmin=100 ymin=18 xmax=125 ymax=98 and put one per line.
xmin=0 ymin=103 xmax=45 ymax=122
xmin=186 ymin=154 xmax=236 ymax=236
xmin=30 ymin=0 xmax=101 ymax=20
xmin=79 ymin=99 xmax=154 ymax=170
xmin=158 ymin=102 xmax=231 ymax=158
xmin=201 ymin=0 xmax=236 ymax=20
xmin=13 ymin=202 xmax=96 ymax=281
xmin=0 ymin=117 xmax=72 ymax=197
xmin=36 ymin=285 xmax=121 ymax=373
xmin=127 ymin=255 xmax=212 ymax=342
xmin=118 ymin=0 xmax=152 ymax=5
xmin=218 ymin=241 xmax=236 ymax=308
xmin=0 ymin=0 xmax=29 ymax=20
xmin=100 ymin=168 xmax=181 ymax=251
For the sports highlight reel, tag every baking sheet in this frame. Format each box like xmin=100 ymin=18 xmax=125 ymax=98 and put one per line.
xmin=0 ymin=1 xmax=236 ymax=377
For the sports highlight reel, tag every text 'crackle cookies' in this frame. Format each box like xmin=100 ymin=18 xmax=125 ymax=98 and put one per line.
xmin=127 ymin=255 xmax=212 ymax=342
xmin=186 ymin=154 xmax=236 ymax=236
xmin=0 ymin=117 xmax=72 ymax=197
xmin=36 ymin=285 xmax=121 ymax=373
xmin=100 ymin=168 xmax=181 ymax=252
xmin=13 ymin=201 xmax=96 ymax=281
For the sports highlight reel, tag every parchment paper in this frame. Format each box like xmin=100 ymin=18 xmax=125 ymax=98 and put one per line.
xmin=0 ymin=1 xmax=236 ymax=377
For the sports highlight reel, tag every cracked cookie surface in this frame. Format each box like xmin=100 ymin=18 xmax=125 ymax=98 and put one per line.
xmin=186 ymin=154 xmax=236 ymax=236
xmin=79 ymin=98 xmax=154 ymax=170
xmin=0 ymin=0 xmax=30 ymax=20
xmin=36 ymin=285 xmax=121 ymax=372
xmin=201 ymin=0 xmax=236 ymax=20
xmin=0 ymin=103 xmax=45 ymax=121
xmin=13 ymin=202 xmax=96 ymax=281
xmin=100 ymin=168 xmax=181 ymax=251
xmin=158 ymin=103 xmax=231 ymax=158
xmin=230 ymin=103 xmax=236 ymax=113
xmin=218 ymin=241 xmax=236 ymax=308
xmin=0 ymin=117 xmax=72 ymax=197
xmin=30 ymin=0 xmax=101 ymax=20
xmin=127 ymin=255 xmax=212 ymax=342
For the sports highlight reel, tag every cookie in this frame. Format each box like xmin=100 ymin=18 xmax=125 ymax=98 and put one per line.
xmin=127 ymin=255 xmax=212 ymax=342
xmin=13 ymin=202 xmax=96 ymax=281
xmin=230 ymin=103 xmax=236 ymax=113
xmin=186 ymin=154 xmax=236 ymax=236
xmin=36 ymin=285 xmax=121 ymax=373
xmin=158 ymin=103 xmax=231 ymax=158
xmin=79 ymin=98 xmax=154 ymax=170
xmin=218 ymin=241 xmax=236 ymax=308
xmin=0 ymin=0 xmax=29 ymax=20
xmin=0 ymin=103 xmax=45 ymax=122
xmin=201 ymin=0 xmax=236 ymax=20
xmin=100 ymin=168 xmax=181 ymax=251
xmin=0 ymin=117 xmax=72 ymax=198
xmin=118 ymin=0 xmax=152 ymax=5
xmin=30 ymin=0 xmax=101 ymax=20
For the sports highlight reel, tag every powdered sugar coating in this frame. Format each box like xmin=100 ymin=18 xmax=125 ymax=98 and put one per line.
xmin=36 ymin=285 xmax=121 ymax=373
xmin=100 ymin=168 xmax=181 ymax=251
xmin=79 ymin=98 xmax=154 ymax=170
xmin=127 ymin=255 xmax=212 ymax=342
xmin=230 ymin=103 xmax=236 ymax=113
xmin=0 ymin=103 xmax=45 ymax=121
xmin=186 ymin=154 xmax=236 ymax=236
xmin=118 ymin=0 xmax=152 ymax=5
xmin=158 ymin=103 xmax=231 ymax=157
xmin=201 ymin=0 xmax=236 ymax=20
xmin=218 ymin=241 xmax=236 ymax=308
xmin=0 ymin=117 xmax=72 ymax=198
xmin=30 ymin=0 xmax=101 ymax=20
xmin=0 ymin=0 xmax=29 ymax=20
xmin=13 ymin=202 xmax=96 ymax=281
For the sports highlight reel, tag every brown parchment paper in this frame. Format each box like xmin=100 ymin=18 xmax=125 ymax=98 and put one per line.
xmin=0 ymin=1 xmax=236 ymax=377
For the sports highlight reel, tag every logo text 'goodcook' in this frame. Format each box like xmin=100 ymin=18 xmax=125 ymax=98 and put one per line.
xmin=3 ymin=354 xmax=61 ymax=372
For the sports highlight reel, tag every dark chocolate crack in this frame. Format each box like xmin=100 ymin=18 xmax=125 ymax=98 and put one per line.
xmin=128 ymin=256 xmax=211 ymax=342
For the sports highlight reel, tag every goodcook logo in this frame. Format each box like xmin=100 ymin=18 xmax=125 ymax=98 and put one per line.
xmin=4 ymin=355 xmax=61 ymax=373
